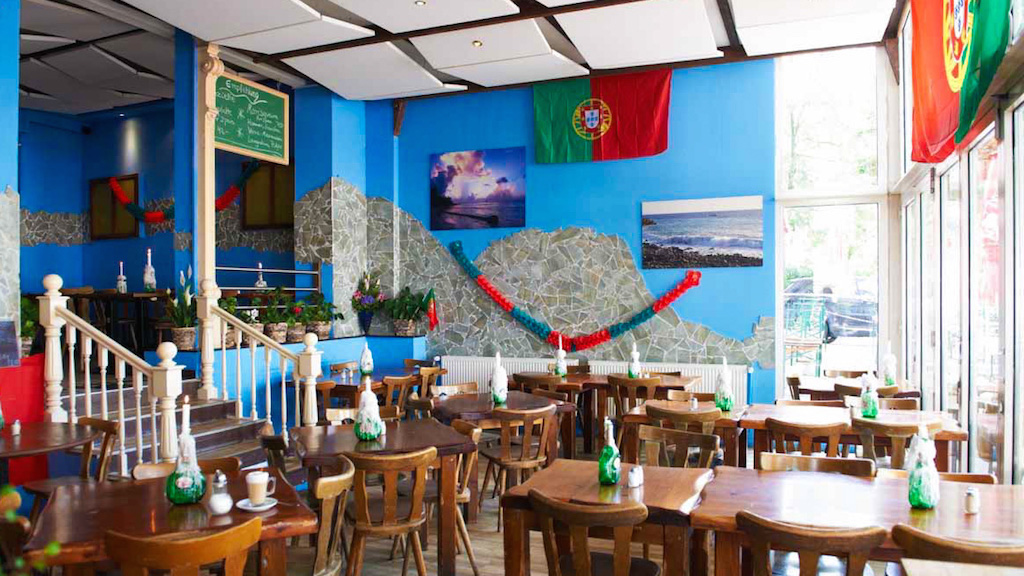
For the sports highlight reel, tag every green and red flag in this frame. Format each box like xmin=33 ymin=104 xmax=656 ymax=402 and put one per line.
xmin=912 ymin=0 xmax=1011 ymax=162
xmin=423 ymin=289 xmax=438 ymax=331
xmin=533 ymin=69 xmax=672 ymax=164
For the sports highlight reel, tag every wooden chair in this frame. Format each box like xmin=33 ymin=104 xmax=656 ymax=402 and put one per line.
xmin=765 ymin=418 xmax=846 ymax=456
xmin=405 ymin=395 xmax=435 ymax=420
xmin=852 ymin=417 xmax=943 ymax=469
xmin=105 ymin=517 xmax=262 ymax=576
xmin=737 ymin=510 xmax=886 ymax=576
xmin=25 ymin=417 xmax=119 ymax=522
xmin=639 ymin=425 xmax=719 ymax=468
xmin=382 ymin=375 xmax=418 ymax=416
xmin=775 ymin=399 xmax=847 ymax=407
xmin=876 ymin=469 xmax=997 ymax=483
xmin=345 ymin=447 xmax=437 ymax=576
xmin=330 ymin=361 xmax=358 ymax=374
xmin=418 ymin=367 xmax=445 ymax=391
xmin=479 ymin=404 xmax=558 ymax=531
xmin=666 ymin=390 xmax=715 ymax=402
xmin=893 ymin=523 xmax=1024 ymax=567
xmin=404 ymin=359 xmax=434 ymax=369
xmin=131 ymin=457 xmax=243 ymax=480
xmin=260 ymin=434 xmax=303 ymax=475
xmin=646 ymin=403 xmax=722 ymax=434
xmin=545 ymin=363 xmax=590 ymax=375
xmin=759 ymin=453 xmax=876 ymax=477
xmin=531 ymin=388 xmax=572 ymax=458
xmin=430 ymin=381 xmax=479 ymax=397
xmin=529 ymin=488 xmax=657 ymax=576
xmin=835 ymin=383 xmax=900 ymax=399
xmin=824 ymin=370 xmax=868 ymax=379
xmin=787 ymin=376 xmax=803 ymax=400
xmin=317 ymin=380 xmax=338 ymax=424
xmin=305 ymin=456 xmax=355 ymax=576
xmin=532 ymin=388 xmax=568 ymax=402
xmin=879 ymin=398 xmax=919 ymax=410
xmin=608 ymin=374 xmax=661 ymax=417
xmin=514 ymin=373 xmax=563 ymax=392
xmin=326 ymin=406 xmax=401 ymax=425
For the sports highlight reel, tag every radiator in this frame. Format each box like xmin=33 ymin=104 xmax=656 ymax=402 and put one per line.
xmin=440 ymin=355 xmax=750 ymax=406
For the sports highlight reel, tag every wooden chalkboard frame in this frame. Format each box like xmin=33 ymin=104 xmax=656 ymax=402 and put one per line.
xmin=214 ymin=71 xmax=290 ymax=165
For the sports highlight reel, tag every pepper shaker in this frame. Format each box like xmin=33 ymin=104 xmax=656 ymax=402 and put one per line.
xmin=964 ymin=487 xmax=980 ymax=515
xmin=10 ymin=420 xmax=20 ymax=436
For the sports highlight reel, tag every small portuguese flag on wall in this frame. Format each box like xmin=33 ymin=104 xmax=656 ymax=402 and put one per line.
xmin=533 ymin=69 xmax=672 ymax=164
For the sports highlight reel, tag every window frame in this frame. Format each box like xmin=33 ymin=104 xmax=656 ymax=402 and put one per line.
xmin=240 ymin=161 xmax=294 ymax=231
xmin=89 ymin=173 xmax=140 ymax=241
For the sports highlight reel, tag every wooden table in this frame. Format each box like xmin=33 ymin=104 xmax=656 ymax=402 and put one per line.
xmin=319 ymin=366 xmax=421 ymax=406
xmin=796 ymin=375 xmax=849 ymax=400
xmin=690 ymin=467 xmax=1024 ymax=575
xmin=24 ymin=467 xmax=314 ymax=576
xmin=291 ymin=418 xmax=476 ymax=576
xmin=740 ymin=404 xmax=967 ymax=471
xmin=619 ymin=400 xmax=748 ymax=467
xmin=515 ymin=372 xmax=699 ymax=453
xmin=0 ymin=422 xmax=104 ymax=484
xmin=502 ymin=459 xmax=713 ymax=576
xmin=901 ymin=559 xmax=1024 ymax=576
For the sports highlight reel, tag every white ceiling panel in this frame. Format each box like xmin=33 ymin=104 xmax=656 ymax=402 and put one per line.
xmin=729 ymin=0 xmax=894 ymax=28
xmin=366 ymin=83 xmax=468 ymax=100
xmin=737 ymin=10 xmax=891 ymax=56
xmin=554 ymin=0 xmax=722 ymax=69
xmin=328 ymin=0 xmax=519 ymax=34
xmin=97 ymin=33 xmax=174 ymax=79
xmin=20 ymin=34 xmax=74 ymax=55
xmin=703 ymin=0 xmax=731 ymax=47
xmin=535 ymin=0 xmax=588 ymax=6
xmin=121 ymin=0 xmax=318 ymax=43
xmin=441 ymin=51 xmax=588 ymax=87
xmin=43 ymin=45 xmax=135 ymax=84
xmin=411 ymin=19 xmax=551 ymax=70
xmin=285 ymin=42 xmax=453 ymax=100
xmin=96 ymin=72 xmax=175 ymax=99
xmin=21 ymin=0 xmax=134 ymax=41
xmin=218 ymin=16 xmax=373 ymax=53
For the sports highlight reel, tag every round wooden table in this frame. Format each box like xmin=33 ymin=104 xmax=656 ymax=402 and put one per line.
xmin=0 ymin=422 xmax=104 ymax=484
xmin=431 ymin=391 xmax=564 ymax=423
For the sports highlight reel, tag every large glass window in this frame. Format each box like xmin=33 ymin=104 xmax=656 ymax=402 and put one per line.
xmin=939 ymin=164 xmax=965 ymax=428
xmin=904 ymin=198 xmax=921 ymax=387
xmin=921 ymin=183 xmax=938 ymax=409
xmin=968 ymin=131 xmax=1006 ymax=478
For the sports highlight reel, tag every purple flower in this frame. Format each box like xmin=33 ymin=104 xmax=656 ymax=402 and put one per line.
xmin=361 ymin=295 xmax=374 ymax=305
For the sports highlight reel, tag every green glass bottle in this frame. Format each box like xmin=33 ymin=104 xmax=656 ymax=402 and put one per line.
xmin=861 ymin=389 xmax=879 ymax=418
xmin=907 ymin=434 xmax=940 ymax=509
xmin=598 ymin=418 xmax=621 ymax=486
xmin=166 ymin=397 xmax=206 ymax=505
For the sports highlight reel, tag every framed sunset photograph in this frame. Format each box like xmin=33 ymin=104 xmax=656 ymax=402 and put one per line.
xmin=429 ymin=147 xmax=526 ymax=230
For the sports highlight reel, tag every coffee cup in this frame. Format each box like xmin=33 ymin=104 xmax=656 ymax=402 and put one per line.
xmin=246 ymin=471 xmax=277 ymax=505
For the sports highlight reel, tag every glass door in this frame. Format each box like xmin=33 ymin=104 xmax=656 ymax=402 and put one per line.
xmin=939 ymin=165 xmax=966 ymax=419
xmin=921 ymin=183 xmax=938 ymax=409
xmin=903 ymin=198 xmax=921 ymax=388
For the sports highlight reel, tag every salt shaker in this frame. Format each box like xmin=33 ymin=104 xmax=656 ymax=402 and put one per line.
xmin=964 ymin=487 xmax=980 ymax=515
xmin=627 ymin=465 xmax=644 ymax=488
xmin=689 ymin=397 xmax=699 ymax=410
xmin=208 ymin=470 xmax=234 ymax=515
xmin=10 ymin=420 xmax=20 ymax=436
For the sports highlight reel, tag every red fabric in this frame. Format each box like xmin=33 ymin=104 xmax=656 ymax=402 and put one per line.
xmin=591 ymin=70 xmax=672 ymax=161
xmin=0 ymin=355 xmax=48 ymax=484
xmin=427 ymin=296 xmax=438 ymax=331
xmin=911 ymin=0 xmax=959 ymax=163
xmin=215 ymin=186 xmax=241 ymax=211
xmin=108 ymin=177 xmax=132 ymax=205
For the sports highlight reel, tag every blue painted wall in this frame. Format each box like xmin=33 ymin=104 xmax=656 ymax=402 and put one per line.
xmin=392 ymin=61 xmax=777 ymax=402
xmin=0 ymin=1 xmax=18 ymax=194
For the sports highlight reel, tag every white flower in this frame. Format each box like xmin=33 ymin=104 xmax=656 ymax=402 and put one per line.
xmin=171 ymin=297 xmax=179 ymax=307
xmin=184 ymin=286 xmax=193 ymax=307
xmin=187 ymin=265 xmax=192 ymax=280
xmin=179 ymin=271 xmax=186 ymax=288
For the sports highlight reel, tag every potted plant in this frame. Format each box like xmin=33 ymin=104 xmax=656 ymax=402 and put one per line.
xmin=165 ymin=269 xmax=198 ymax=351
xmin=262 ymin=287 xmax=288 ymax=343
xmin=20 ymin=296 xmax=38 ymax=357
xmin=351 ymin=272 xmax=387 ymax=334
xmin=285 ymin=302 xmax=306 ymax=343
xmin=217 ymin=296 xmax=239 ymax=348
xmin=239 ymin=296 xmax=264 ymax=346
xmin=382 ymin=287 xmax=429 ymax=337
xmin=305 ymin=292 xmax=342 ymax=340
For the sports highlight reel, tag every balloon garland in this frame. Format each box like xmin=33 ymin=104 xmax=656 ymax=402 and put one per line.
xmin=107 ymin=161 xmax=261 ymax=224
xmin=448 ymin=240 xmax=702 ymax=352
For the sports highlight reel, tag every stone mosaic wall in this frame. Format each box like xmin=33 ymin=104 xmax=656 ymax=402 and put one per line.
xmin=215 ymin=203 xmax=293 ymax=254
xmin=144 ymin=198 xmax=175 ymax=235
xmin=0 ymin=188 xmax=19 ymax=328
xmin=20 ymin=209 xmax=88 ymax=247
xmin=367 ymin=197 xmax=775 ymax=368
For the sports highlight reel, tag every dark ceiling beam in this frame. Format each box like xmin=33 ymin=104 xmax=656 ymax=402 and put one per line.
xmin=884 ymin=0 xmax=908 ymax=39
xmin=715 ymin=0 xmax=743 ymax=52
xmin=400 ymin=40 xmax=884 ymax=103
xmin=255 ymin=0 xmax=656 ymax=63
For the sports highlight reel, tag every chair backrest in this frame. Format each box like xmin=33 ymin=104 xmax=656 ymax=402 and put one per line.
xmin=131 ymin=457 xmax=243 ymax=480
xmin=450 ymin=420 xmax=482 ymax=495
xmin=824 ymin=370 xmax=868 ymax=379
xmin=329 ymin=361 xmax=358 ymax=374
xmin=312 ymin=456 xmax=355 ymax=576
xmin=405 ymin=396 xmax=435 ymax=420
xmin=646 ymin=404 xmax=721 ymax=435
xmin=404 ymin=359 xmax=434 ymax=369
xmin=316 ymin=381 xmax=336 ymax=424
xmin=852 ymin=418 xmax=943 ymax=469
xmin=892 ymin=523 xmax=1024 ymax=567
xmin=765 ymin=418 xmax=846 ymax=457
xmin=261 ymin=434 xmax=288 ymax=470
xmin=786 ymin=376 xmax=802 ymax=401
xmin=775 ymin=399 xmax=847 ymax=407
xmin=737 ymin=511 xmax=886 ymax=576
xmin=834 ymin=383 xmax=862 ymax=398
xmin=876 ymin=385 xmax=899 ymax=398
xmin=879 ymin=398 xmax=919 ymax=410
xmin=515 ymin=373 xmax=563 ymax=392
xmin=667 ymin=390 xmax=715 ymax=402
xmin=418 ymin=367 xmax=446 ymax=390
xmin=608 ymin=374 xmax=661 ymax=416
xmin=105 ymin=517 xmax=262 ymax=576
xmin=347 ymin=447 xmax=437 ymax=531
xmin=544 ymin=363 xmax=590 ymax=375
xmin=639 ymin=425 xmax=719 ymax=468
xmin=759 ymin=453 xmax=876 ymax=477
xmin=77 ymin=417 xmax=119 ymax=481
xmin=492 ymin=405 xmax=558 ymax=465
xmin=382 ymin=375 xmax=417 ymax=411
xmin=532 ymin=388 xmax=568 ymax=402
xmin=430 ymin=381 xmax=479 ymax=397
xmin=529 ymin=489 xmax=648 ymax=576
xmin=875 ymin=469 xmax=997 ymax=484
xmin=325 ymin=405 xmax=400 ymax=425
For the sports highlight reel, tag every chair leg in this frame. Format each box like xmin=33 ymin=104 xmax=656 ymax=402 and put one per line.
xmin=29 ymin=496 xmax=43 ymax=526
xmin=389 ymin=535 xmax=403 ymax=560
xmin=421 ymin=503 xmax=433 ymax=551
xmin=495 ymin=468 xmax=507 ymax=532
xmin=346 ymin=532 xmax=366 ymax=576
xmin=479 ymin=460 xmax=494 ymax=511
xmin=401 ymin=533 xmax=412 ymax=576
xmin=410 ymin=532 xmax=428 ymax=576
xmin=456 ymin=506 xmax=480 ymax=576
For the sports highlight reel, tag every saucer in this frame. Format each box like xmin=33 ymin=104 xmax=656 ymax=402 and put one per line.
xmin=236 ymin=497 xmax=277 ymax=512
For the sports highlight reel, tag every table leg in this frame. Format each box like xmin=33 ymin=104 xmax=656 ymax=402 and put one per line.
xmin=718 ymin=427 xmax=738 ymax=467
xmin=503 ymin=508 xmax=530 ymax=576
xmin=621 ymin=421 xmax=639 ymax=464
xmin=690 ymin=529 xmax=710 ymax=576
xmin=436 ymin=454 xmax=458 ymax=576
xmin=715 ymin=531 xmax=742 ymax=576
xmin=559 ymin=407 xmax=576 ymax=460
xmin=597 ymin=388 xmax=608 ymax=447
xmin=582 ymin=389 xmax=594 ymax=454
xmin=257 ymin=538 xmax=287 ymax=576
xmin=752 ymin=430 xmax=768 ymax=470
xmin=664 ymin=525 xmax=688 ymax=576
xmin=467 ymin=450 xmax=480 ymax=523
xmin=935 ymin=440 xmax=951 ymax=472
xmin=737 ymin=430 xmax=748 ymax=468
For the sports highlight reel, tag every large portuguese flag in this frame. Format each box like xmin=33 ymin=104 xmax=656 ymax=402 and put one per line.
xmin=533 ymin=69 xmax=672 ymax=164
xmin=912 ymin=0 xmax=1011 ymax=163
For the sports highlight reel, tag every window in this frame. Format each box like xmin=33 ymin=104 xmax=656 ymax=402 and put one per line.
xmin=921 ymin=179 xmax=938 ymax=409
xmin=903 ymin=196 xmax=921 ymax=386
xmin=900 ymin=15 xmax=914 ymax=174
xmin=89 ymin=174 xmax=139 ymax=240
xmin=242 ymin=161 xmax=294 ymax=230
xmin=939 ymin=164 xmax=965 ymax=428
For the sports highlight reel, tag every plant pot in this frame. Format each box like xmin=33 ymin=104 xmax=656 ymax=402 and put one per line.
xmin=265 ymin=322 xmax=287 ymax=344
xmin=393 ymin=318 xmax=417 ymax=337
xmin=308 ymin=321 xmax=331 ymax=340
xmin=357 ymin=311 xmax=374 ymax=334
xmin=20 ymin=337 xmax=33 ymax=357
xmin=221 ymin=327 xmax=238 ymax=349
xmin=243 ymin=324 xmax=264 ymax=346
xmin=286 ymin=324 xmax=306 ymax=343
xmin=171 ymin=327 xmax=198 ymax=351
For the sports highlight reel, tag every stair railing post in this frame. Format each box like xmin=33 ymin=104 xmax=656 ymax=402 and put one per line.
xmin=38 ymin=275 xmax=69 ymax=423
xmin=298 ymin=333 xmax=322 ymax=426
xmin=196 ymin=278 xmax=221 ymax=401
xmin=150 ymin=342 xmax=184 ymax=462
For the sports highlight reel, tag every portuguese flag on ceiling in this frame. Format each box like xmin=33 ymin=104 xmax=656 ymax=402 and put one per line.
xmin=912 ymin=0 xmax=1011 ymax=163
xmin=533 ymin=69 xmax=672 ymax=164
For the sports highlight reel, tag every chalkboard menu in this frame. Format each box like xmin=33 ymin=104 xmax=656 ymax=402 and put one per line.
xmin=215 ymin=72 xmax=289 ymax=165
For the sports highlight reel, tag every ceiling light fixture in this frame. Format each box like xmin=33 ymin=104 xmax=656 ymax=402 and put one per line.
xmin=414 ymin=0 xmax=426 ymax=5
xmin=119 ymin=113 xmax=125 ymax=117
xmin=472 ymin=40 xmax=483 ymax=47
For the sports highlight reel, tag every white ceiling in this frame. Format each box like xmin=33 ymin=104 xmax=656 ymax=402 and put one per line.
xmin=21 ymin=0 xmax=134 ymax=41
xmin=217 ymin=16 xmax=374 ymax=54
xmin=120 ymin=0 xmax=321 ymax=44
xmin=329 ymin=0 xmax=520 ymax=34
xmin=730 ymin=0 xmax=895 ymax=56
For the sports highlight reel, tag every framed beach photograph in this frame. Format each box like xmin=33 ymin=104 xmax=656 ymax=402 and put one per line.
xmin=429 ymin=147 xmax=526 ymax=230
xmin=642 ymin=195 xmax=764 ymax=269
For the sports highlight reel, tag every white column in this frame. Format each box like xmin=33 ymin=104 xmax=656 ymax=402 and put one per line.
xmin=195 ymin=42 xmax=221 ymax=401
xmin=196 ymin=278 xmax=221 ymax=400
xmin=298 ymin=333 xmax=322 ymax=426
xmin=150 ymin=342 xmax=184 ymax=462
xmin=38 ymin=275 xmax=69 ymax=423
